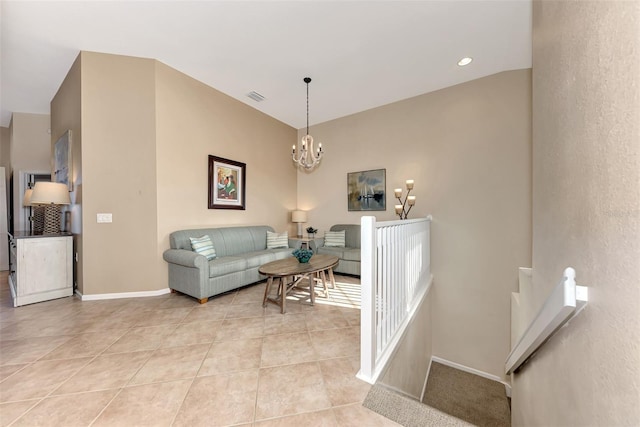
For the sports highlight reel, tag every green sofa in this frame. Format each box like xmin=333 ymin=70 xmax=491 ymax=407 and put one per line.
xmin=315 ymin=224 xmax=361 ymax=276
xmin=163 ymin=225 xmax=294 ymax=303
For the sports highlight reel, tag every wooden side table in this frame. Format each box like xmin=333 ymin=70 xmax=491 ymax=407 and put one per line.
xmin=288 ymin=237 xmax=322 ymax=250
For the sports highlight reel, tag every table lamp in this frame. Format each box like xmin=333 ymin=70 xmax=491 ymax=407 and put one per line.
xmin=291 ymin=210 xmax=307 ymax=238
xmin=30 ymin=182 xmax=71 ymax=234
xmin=23 ymin=188 xmax=46 ymax=233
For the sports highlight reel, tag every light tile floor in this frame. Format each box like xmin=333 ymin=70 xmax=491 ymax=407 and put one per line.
xmin=0 ymin=272 xmax=399 ymax=426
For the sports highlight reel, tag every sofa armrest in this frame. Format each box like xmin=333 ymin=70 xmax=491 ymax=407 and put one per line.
xmin=163 ymin=249 xmax=208 ymax=269
xmin=310 ymin=237 xmax=324 ymax=252
xmin=287 ymin=238 xmax=301 ymax=250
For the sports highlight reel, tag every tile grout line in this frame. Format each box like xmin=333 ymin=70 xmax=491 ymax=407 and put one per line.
xmin=1 ymin=275 xmax=365 ymax=426
xmin=171 ymin=287 xmax=247 ymax=426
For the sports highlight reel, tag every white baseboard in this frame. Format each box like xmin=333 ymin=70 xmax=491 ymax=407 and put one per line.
xmin=431 ymin=356 xmax=512 ymax=397
xmin=75 ymin=288 xmax=171 ymax=301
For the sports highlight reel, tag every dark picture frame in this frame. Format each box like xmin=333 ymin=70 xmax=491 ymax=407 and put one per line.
xmin=208 ymin=155 xmax=246 ymax=210
xmin=347 ymin=168 xmax=386 ymax=211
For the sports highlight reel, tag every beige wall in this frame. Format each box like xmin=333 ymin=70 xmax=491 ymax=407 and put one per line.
xmin=51 ymin=54 xmax=82 ymax=291
xmin=8 ymin=113 xmax=51 ymax=173
xmin=154 ymin=61 xmax=297 ymax=280
xmin=0 ymin=126 xmax=10 ymax=182
xmin=50 ymin=51 xmax=297 ymax=296
xmin=79 ymin=52 xmax=159 ymax=295
xmin=512 ymin=1 xmax=640 ymax=425
xmin=8 ymin=113 xmax=51 ymax=231
xmin=298 ymin=70 xmax=532 ymax=380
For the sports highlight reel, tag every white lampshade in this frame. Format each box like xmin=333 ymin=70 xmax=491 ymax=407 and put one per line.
xmin=291 ymin=210 xmax=307 ymax=223
xmin=23 ymin=189 xmax=33 ymax=207
xmin=30 ymin=182 xmax=71 ymax=205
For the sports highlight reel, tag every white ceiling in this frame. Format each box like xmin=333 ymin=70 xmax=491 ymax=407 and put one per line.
xmin=0 ymin=1 xmax=532 ymax=129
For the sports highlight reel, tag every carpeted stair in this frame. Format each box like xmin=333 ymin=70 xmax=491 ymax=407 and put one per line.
xmin=363 ymin=384 xmax=473 ymax=427
xmin=422 ymin=362 xmax=510 ymax=426
xmin=363 ymin=361 xmax=511 ymax=426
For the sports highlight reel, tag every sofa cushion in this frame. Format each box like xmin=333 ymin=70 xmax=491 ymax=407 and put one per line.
xmin=266 ymin=231 xmax=288 ymax=249
xmin=190 ymin=235 xmax=216 ymax=260
xmin=329 ymin=224 xmax=361 ymax=249
xmin=341 ymin=248 xmax=361 ymax=262
xmin=208 ymin=256 xmax=248 ymax=277
xmin=317 ymin=246 xmax=360 ymax=261
xmin=324 ymin=230 xmax=346 ymax=247
xmin=243 ymin=251 xmax=277 ymax=268
xmin=317 ymin=246 xmax=342 ymax=258
xmin=243 ymin=248 xmax=294 ymax=268
xmin=272 ymin=248 xmax=294 ymax=261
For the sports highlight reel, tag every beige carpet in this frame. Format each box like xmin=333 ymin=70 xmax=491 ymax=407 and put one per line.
xmin=363 ymin=384 xmax=473 ymax=427
xmin=422 ymin=362 xmax=511 ymax=426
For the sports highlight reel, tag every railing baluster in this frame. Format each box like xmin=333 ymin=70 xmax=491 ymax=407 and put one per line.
xmin=358 ymin=216 xmax=433 ymax=384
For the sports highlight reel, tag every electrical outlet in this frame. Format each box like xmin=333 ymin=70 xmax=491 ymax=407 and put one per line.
xmin=97 ymin=213 xmax=112 ymax=223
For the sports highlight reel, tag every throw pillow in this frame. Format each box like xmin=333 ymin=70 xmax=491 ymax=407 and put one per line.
xmin=324 ymin=230 xmax=346 ymax=247
xmin=190 ymin=235 xmax=217 ymax=260
xmin=267 ymin=231 xmax=289 ymax=249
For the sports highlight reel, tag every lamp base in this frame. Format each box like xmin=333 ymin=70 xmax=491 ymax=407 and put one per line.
xmin=297 ymin=223 xmax=303 ymax=239
xmin=42 ymin=205 xmax=62 ymax=234
xmin=32 ymin=206 xmax=45 ymax=233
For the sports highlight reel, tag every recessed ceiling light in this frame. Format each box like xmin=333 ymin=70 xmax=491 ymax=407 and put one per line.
xmin=457 ymin=57 xmax=473 ymax=66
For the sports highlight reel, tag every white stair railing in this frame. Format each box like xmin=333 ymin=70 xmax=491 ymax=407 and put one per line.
xmin=357 ymin=215 xmax=433 ymax=384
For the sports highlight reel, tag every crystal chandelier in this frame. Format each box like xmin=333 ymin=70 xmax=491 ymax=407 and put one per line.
xmin=292 ymin=77 xmax=323 ymax=170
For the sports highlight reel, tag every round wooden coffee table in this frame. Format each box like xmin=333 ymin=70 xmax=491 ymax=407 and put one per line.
xmin=259 ymin=254 xmax=339 ymax=313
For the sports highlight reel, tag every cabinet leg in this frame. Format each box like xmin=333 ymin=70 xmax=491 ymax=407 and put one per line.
xmin=198 ymin=297 xmax=208 ymax=304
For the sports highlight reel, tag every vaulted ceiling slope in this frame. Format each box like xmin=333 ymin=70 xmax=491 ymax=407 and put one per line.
xmin=0 ymin=1 xmax=532 ymax=129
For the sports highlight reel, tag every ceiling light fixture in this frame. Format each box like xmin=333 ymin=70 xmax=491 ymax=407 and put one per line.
xmin=457 ymin=57 xmax=473 ymax=66
xmin=292 ymin=77 xmax=323 ymax=170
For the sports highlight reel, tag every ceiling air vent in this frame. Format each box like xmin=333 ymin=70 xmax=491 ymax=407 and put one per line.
xmin=246 ymin=91 xmax=265 ymax=102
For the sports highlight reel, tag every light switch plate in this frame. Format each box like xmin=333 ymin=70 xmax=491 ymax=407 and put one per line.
xmin=97 ymin=213 xmax=112 ymax=223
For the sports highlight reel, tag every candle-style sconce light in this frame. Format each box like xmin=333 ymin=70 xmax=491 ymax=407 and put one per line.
xmin=394 ymin=179 xmax=416 ymax=220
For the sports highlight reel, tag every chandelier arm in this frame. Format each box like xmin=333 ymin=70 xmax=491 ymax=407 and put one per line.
xmin=293 ymin=77 xmax=323 ymax=171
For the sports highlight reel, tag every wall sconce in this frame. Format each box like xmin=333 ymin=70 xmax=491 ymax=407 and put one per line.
xmin=394 ymin=179 xmax=416 ymax=220
xmin=23 ymin=188 xmax=45 ymax=233
xmin=30 ymin=182 xmax=71 ymax=234
xmin=291 ymin=210 xmax=308 ymax=238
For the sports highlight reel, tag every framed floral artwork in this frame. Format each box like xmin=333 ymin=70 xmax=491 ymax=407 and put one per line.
xmin=208 ymin=155 xmax=246 ymax=210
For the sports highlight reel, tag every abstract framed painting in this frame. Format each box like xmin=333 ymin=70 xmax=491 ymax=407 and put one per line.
xmin=54 ymin=130 xmax=72 ymax=191
xmin=347 ymin=168 xmax=386 ymax=211
xmin=208 ymin=155 xmax=246 ymax=210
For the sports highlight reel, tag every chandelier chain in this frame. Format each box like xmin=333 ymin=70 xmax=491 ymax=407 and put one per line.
xmin=306 ymin=78 xmax=310 ymax=135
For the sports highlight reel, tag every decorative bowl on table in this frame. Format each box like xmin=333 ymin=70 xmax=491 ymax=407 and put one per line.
xmin=292 ymin=248 xmax=313 ymax=263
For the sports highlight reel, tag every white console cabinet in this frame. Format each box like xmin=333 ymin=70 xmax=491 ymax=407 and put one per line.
xmin=8 ymin=232 xmax=73 ymax=307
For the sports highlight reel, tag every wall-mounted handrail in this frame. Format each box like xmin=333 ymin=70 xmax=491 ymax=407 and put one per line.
xmin=505 ymin=267 xmax=588 ymax=375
